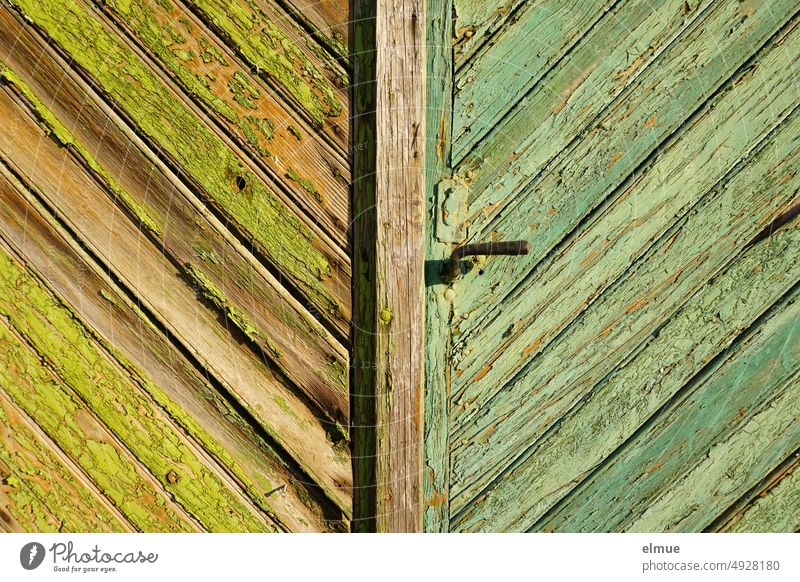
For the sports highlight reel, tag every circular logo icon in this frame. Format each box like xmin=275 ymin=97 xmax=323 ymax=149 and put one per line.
xmin=20 ymin=542 xmax=46 ymax=570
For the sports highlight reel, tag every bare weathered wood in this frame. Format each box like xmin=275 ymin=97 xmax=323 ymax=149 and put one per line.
xmin=352 ymin=0 xmax=426 ymax=532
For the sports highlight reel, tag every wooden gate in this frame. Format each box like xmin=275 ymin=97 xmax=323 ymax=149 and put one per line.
xmin=423 ymin=0 xmax=800 ymax=532
xmin=0 ymin=0 xmax=351 ymax=532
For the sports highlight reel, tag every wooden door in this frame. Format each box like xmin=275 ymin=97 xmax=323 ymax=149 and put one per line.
xmin=424 ymin=0 xmax=800 ymax=532
xmin=0 ymin=0 xmax=351 ymax=532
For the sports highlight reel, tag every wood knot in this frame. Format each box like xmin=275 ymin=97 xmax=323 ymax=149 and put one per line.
xmin=166 ymin=470 xmax=180 ymax=484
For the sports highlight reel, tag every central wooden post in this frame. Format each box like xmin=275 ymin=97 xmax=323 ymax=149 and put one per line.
xmin=352 ymin=0 xmax=426 ymax=532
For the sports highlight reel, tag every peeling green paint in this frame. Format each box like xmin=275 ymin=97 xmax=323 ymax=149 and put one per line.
xmin=182 ymin=262 xmax=286 ymax=363
xmin=188 ymin=0 xmax=342 ymax=126
xmin=285 ymin=168 xmax=322 ymax=203
xmin=287 ymin=124 xmax=302 ymax=140
xmin=8 ymin=0 xmax=340 ymax=320
xmin=0 ymin=395 xmax=127 ymax=532
xmin=228 ymin=71 xmax=261 ymax=110
xmin=198 ymin=37 xmax=228 ymax=65
xmin=0 ymin=62 xmax=162 ymax=238
xmin=0 ymin=248 xmax=272 ymax=532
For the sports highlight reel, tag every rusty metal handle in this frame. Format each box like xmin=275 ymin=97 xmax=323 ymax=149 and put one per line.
xmin=442 ymin=240 xmax=530 ymax=282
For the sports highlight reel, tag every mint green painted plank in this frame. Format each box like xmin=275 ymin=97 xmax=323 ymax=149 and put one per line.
xmin=450 ymin=214 xmax=800 ymax=531
xmin=452 ymin=0 xmax=614 ymax=162
xmin=450 ymin=0 xmax=797 ymax=342
xmin=447 ymin=37 xmax=800 ymax=515
xmin=627 ymin=371 xmax=800 ymax=532
xmin=448 ymin=9 xmax=800 ymax=427
xmin=538 ymin=287 xmax=800 ymax=532
xmin=729 ymin=458 xmax=800 ymax=532
xmin=452 ymin=0 xmax=525 ymax=67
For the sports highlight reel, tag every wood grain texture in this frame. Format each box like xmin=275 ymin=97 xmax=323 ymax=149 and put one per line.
xmin=426 ymin=0 xmax=800 ymax=532
xmin=452 ymin=208 xmax=800 ymax=531
xmin=450 ymin=80 xmax=800 ymax=518
xmin=451 ymin=0 xmax=614 ymax=162
xmin=0 ymin=86 xmax=351 ymax=515
xmin=0 ymin=166 xmax=346 ymax=531
xmin=271 ymin=0 xmax=349 ymax=59
xmin=3 ymin=0 xmax=351 ymax=336
xmin=183 ymin=0 xmax=348 ymax=131
xmin=352 ymin=0 xmax=426 ymax=532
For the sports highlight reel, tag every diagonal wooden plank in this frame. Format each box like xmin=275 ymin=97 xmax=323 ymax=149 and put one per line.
xmin=451 ymin=212 xmax=800 ymax=531
xmin=449 ymin=10 xmax=800 ymax=414
xmin=726 ymin=453 xmax=800 ymax=532
xmin=537 ymin=287 xmax=800 ymax=532
xmin=0 ymin=47 xmax=349 ymax=428
xmin=178 ymin=0 xmax=347 ymax=132
xmin=452 ymin=0 xmax=615 ymax=162
xmin=3 ymin=0 xmax=350 ymax=333
xmin=0 ymin=391 xmax=131 ymax=532
xmin=626 ymin=371 xmax=800 ymax=532
xmin=453 ymin=0 xmax=794 ymax=311
xmin=271 ymin=0 xmax=349 ymax=59
xmin=0 ymin=316 xmax=200 ymax=532
xmin=448 ymin=49 xmax=800 ymax=517
xmin=0 ymin=88 xmax=351 ymax=514
xmin=94 ymin=0 xmax=349 ymax=249
xmin=0 ymin=169 xmax=346 ymax=531
xmin=0 ymin=244 xmax=281 ymax=531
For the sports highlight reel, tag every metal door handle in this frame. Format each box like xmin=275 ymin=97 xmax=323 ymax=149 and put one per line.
xmin=442 ymin=240 xmax=530 ymax=282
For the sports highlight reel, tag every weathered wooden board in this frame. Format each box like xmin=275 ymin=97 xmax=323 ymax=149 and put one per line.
xmin=0 ymin=85 xmax=351 ymax=515
xmin=0 ymin=28 xmax=349 ymax=429
xmin=725 ymin=453 xmax=800 ymax=533
xmin=94 ymin=0 xmax=350 ymax=249
xmin=448 ymin=14 xmax=800 ymax=507
xmin=1 ymin=0 xmax=349 ymax=533
xmin=4 ymin=0 xmax=350 ymax=335
xmin=423 ymin=0 xmax=455 ymax=533
xmin=351 ymin=0 xmax=426 ymax=532
xmin=0 ymin=391 xmax=131 ymax=532
xmin=538 ymin=284 xmax=800 ymax=532
xmin=452 ymin=0 xmax=615 ymax=161
xmin=0 ymin=247 xmax=271 ymax=531
xmin=428 ymin=0 xmax=800 ymax=532
xmin=451 ymin=0 xmax=798 ymax=342
xmin=0 ymin=165 xmax=345 ymax=530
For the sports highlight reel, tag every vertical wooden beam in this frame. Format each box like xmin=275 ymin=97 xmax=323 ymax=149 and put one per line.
xmin=352 ymin=0 xmax=426 ymax=531
xmin=423 ymin=0 xmax=453 ymax=533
